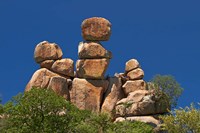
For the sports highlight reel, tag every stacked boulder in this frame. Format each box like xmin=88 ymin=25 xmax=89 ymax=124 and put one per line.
xmin=122 ymin=59 xmax=146 ymax=96
xmin=70 ymin=17 xmax=112 ymax=112
xmin=25 ymin=41 xmax=74 ymax=100
xmin=114 ymin=59 xmax=170 ymax=129
xmin=25 ymin=17 xmax=170 ymax=131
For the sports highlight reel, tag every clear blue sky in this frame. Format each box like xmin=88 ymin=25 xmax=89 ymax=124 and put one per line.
xmin=0 ymin=0 xmax=200 ymax=108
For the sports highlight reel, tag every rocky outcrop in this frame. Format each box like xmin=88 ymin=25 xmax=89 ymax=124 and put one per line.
xmin=115 ymin=90 xmax=169 ymax=116
xmin=25 ymin=17 xmax=170 ymax=131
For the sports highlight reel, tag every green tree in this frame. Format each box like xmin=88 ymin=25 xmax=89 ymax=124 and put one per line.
xmin=0 ymin=98 xmax=4 ymax=131
xmin=150 ymin=74 xmax=183 ymax=108
xmin=1 ymin=88 xmax=90 ymax=133
xmin=161 ymin=104 xmax=200 ymax=133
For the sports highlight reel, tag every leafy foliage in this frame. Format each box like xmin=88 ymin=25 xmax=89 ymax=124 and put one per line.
xmin=107 ymin=121 xmax=153 ymax=133
xmin=1 ymin=88 xmax=90 ymax=133
xmin=161 ymin=104 xmax=200 ymax=133
xmin=150 ymin=74 xmax=183 ymax=108
xmin=1 ymin=88 xmax=153 ymax=133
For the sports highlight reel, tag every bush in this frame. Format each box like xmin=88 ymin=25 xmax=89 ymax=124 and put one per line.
xmin=1 ymin=88 xmax=90 ymax=133
xmin=161 ymin=104 xmax=200 ymax=133
xmin=107 ymin=121 xmax=153 ymax=133
xmin=150 ymin=74 xmax=183 ymax=108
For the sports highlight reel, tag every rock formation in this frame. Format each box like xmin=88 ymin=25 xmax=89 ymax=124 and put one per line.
xmin=25 ymin=17 xmax=169 ymax=130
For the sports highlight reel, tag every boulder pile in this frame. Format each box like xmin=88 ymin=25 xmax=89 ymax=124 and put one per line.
xmin=25 ymin=17 xmax=169 ymax=130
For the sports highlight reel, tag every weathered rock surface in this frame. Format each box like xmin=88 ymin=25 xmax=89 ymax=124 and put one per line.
xmin=127 ymin=68 xmax=144 ymax=80
xmin=78 ymin=41 xmax=112 ymax=59
xmin=47 ymin=76 xmax=69 ymax=100
xmin=70 ymin=78 xmax=109 ymax=112
xmin=76 ymin=59 xmax=109 ymax=79
xmin=101 ymin=77 xmax=124 ymax=115
xmin=34 ymin=41 xmax=63 ymax=63
xmin=114 ymin=73 xmax=128 ymax=85
xmin=125 ymin=59 xmax=140 ymax=73
xmin=122 ymin=80 xmax=146 ymax=95
xmin=81 ymin=17 xmax=111 ymax=41
xmin=115 ymin=90 xmax=169 ymax=116
xmin=25 ymin=68 xmax=61 ymax=92
xmin=40 ymin=60 xmax=54 ymax=69
xmin=115 ymin=116 xmax=160 ymax=128
xmin=51 ymin=58 xmax=74 ymax=77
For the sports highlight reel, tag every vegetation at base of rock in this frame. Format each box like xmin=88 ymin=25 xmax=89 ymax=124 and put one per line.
xmin=160 ymin=104 xmax=200 ymax=133
xmin=0 ymin=88 xmax=153 ymax=133
xmin=150 ymin=74 xmax=183 ymax=108
xmin=107 ymin=121 xmax=153 ymax=133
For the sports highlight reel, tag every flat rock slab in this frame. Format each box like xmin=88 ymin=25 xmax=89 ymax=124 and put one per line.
xmin=70 ymin=78 xmax=109 ymax=112
xmin=34 ymin=41 xmax=63 ymax=63
xmin=81 ymin=17 xmax=111 ymax=41
xmin=78 ymin=41 xmax=112 ymax=59
xmin=51 ymin=58 xmax=74 ymax=77
xmin=122 ymin=80 xmax=146 ymax=95
xmin=76 ymin=59 xmax=110 ymax=79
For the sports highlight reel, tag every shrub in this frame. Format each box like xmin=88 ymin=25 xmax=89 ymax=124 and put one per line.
xmin=161 ymin=104 xmax=200 ymax=133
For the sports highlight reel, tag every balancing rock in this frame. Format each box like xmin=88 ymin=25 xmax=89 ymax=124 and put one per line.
xmin=81 ymin=17 xmax=111 ymax=41
xmin=34 ymin=41 xmax=63 ymax=63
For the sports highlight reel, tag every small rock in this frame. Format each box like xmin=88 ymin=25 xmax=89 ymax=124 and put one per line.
xmin=125 ymin=59 xmax=140 ymax=73
xmin=126 ymin=68 xmax=144 ymax=80
xmin=70 ymin=78 xmax=109 ymax=112
xmin=34 ymin=41 xmax=63 ymax=63
xmin=122 ymin=80 xmax=146 ymax=95
xmin=78 ymin=41 xmax=112 ymax=59
xmin=51 ymin=58 xmax=74 ymax=77
xmin=76 ymin=59 xmax=109 ymax=79
xmin=40 ymin=60 xmax=54 ymax=69
xmin=81 ymin=17 xmax=111 ymax=41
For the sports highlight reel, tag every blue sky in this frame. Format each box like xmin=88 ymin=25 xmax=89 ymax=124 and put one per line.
xmin=0 ymin=0 xmax=200 ymax=108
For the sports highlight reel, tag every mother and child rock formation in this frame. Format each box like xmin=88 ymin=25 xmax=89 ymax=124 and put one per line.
xmin=25 ymin=17 xmax=169 ymax=129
